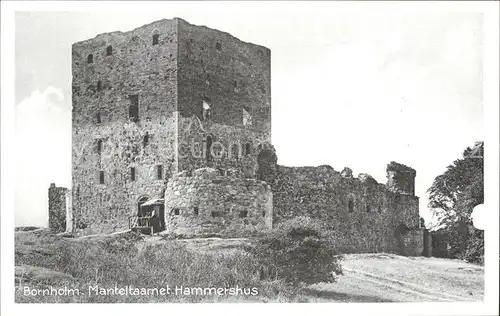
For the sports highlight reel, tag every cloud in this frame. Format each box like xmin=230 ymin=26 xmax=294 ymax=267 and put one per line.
xmin=16 ymin=86 xmax=64 ymax=112
xmin=15 ymin=87 xmax=71 ymax=227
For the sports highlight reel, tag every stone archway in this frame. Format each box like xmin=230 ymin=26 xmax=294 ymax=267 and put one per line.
xmin=137 ymin=196 xmax=150 ymax=217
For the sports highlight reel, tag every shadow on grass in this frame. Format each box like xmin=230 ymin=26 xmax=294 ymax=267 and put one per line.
xmin=301 ymin=288 xmax=394 ymax=302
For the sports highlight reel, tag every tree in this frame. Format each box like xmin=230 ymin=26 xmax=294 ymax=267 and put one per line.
xmin=427 ymin=142 xmax=483 ymax=262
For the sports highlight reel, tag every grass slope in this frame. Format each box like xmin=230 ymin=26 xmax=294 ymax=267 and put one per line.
xmin=14 ymin=229 xmax=483 ymax=303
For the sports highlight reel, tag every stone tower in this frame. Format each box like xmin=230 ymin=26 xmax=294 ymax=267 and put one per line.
xmin=71 ymin=18 xmax=271 ymax=235
xmin=386 ymin=161 xmax=416 ymax=195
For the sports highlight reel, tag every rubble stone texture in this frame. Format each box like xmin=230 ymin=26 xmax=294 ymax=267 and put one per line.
xmin=164 ymin=167 xmax=272 ymax=235
xmin=67 ymin=17 xmax=423 ymax=257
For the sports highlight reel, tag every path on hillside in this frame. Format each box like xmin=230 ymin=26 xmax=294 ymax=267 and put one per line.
xmin=305 ymin=253 xmax=484 ymax=302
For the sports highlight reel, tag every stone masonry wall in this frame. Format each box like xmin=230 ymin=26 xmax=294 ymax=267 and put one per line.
xmin=177 ymin=18 xmax=271 ymax=134
xmin=71 ymin=18 xmax=274 ymax=235
xmin=164 ymin=167 xmax=273 ymax=235
xmin=176 ymin=19 xmax=271 ymax=176
xmin=271 ymin=164 xmax=420 ymax=254
xmin=176 ymin=115 xmax=270 ymax=178
xmin=48 ymin=183 xmax=67 ymax=233
xmin=72 ymin=19 xmax=178 ymax=235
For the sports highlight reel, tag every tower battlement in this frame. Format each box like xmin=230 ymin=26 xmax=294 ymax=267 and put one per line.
xmin=386 ymin=161 xmax=416 ymax=195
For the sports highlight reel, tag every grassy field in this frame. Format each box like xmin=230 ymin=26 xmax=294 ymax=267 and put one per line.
xmin=14 ymin=228 xmax=483 ymax=303
xmin=307 ymin=253 xmax=483 ymax=302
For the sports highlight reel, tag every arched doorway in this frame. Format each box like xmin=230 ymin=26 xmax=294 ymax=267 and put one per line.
xmin=137 ymin=196 xmax=150 ymax=217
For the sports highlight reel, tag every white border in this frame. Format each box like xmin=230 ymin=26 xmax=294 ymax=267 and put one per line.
xmin=1 ymin=1 xmax=499 ymax=316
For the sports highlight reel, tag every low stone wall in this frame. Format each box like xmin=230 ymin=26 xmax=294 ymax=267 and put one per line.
xmin=164 ymin=167 xmax=273 ymax=235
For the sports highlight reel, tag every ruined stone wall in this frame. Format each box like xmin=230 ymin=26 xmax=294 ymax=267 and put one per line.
xmin=271 ymin=164 xmax=420 ymax=253
xmin=386 ymin=161 xmax=416 ymax=195
xmin=164 ymin=167 xmax=272 ymax=235
xmin=401 ymin=229 xmax=425 ymax=256
xmin=72 ymin=19 xmax=178 ymax=235
xmin=69 ymin=18 xmax=423 ymax=257
xmin=176 ymin=116 xmax=270 ymax=178
xmin=48 ymin=184 xmax=67 ymax=233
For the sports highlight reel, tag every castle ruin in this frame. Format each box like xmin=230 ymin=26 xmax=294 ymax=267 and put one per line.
xmin=50 ymin=18 xmax=424 ymax=255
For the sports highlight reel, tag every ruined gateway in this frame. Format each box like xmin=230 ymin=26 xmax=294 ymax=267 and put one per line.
xmin=50 ymin=18 xmax=424 ymax=255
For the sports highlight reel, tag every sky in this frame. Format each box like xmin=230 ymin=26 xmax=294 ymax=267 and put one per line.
xmin=13 ymin=3 xmax=484 ymax=228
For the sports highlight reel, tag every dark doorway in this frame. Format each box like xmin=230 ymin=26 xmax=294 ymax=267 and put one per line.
xmin=137 ymin=196 xmax=149 ymax=217
xmin=206 ymin=136 xmax=213 ymax=162
xmin=158 ymin=205 xmax=165 ymax=231
xmin=154 ymin=205 xmax=166 ymax=232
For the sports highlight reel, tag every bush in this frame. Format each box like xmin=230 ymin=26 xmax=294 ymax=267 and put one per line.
xmin=463 ymin=228 xmax=484 ymax=264
xmin=249 ymin=216 xmax=343 ymax=286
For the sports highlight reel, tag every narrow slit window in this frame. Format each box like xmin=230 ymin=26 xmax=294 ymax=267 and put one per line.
xmin=152 ymin=34 xmax=159 ymax=45
xmin=245 ymin=143 xmax=251 ymax=156
xmin=97 ymin=139 xmax=103 ymax=155
xmin=99 ymin=171 xmax=104 ymax=184
xmin=96 ymin=111 xmax=101 ymax=124
xmin=143 ymin=132 xmax=149 ymax=147
xmin=156 ymin=165 xmax=163 ymax=180
xmin=130 ymin=167 xmax=136 ymax=181
xmin=106 ymin=46 xmax=112 ymax=56
xmin=97 ymin=80 xmax=102 ymax=91
xmin=87 ymin=54 xmax=93 ymax=64
xmin=129 ymin=94 xmax=139 ymax=122
xmin=193 ymin=207 xmax=199 ymax=216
